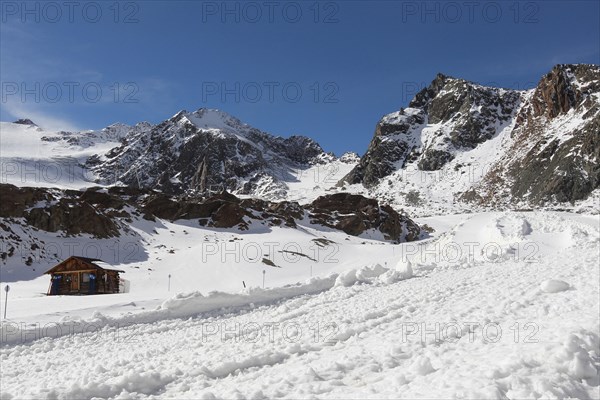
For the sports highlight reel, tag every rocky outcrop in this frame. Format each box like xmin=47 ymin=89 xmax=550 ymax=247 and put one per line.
xmin=528 ymin=65 xmax=585 ymax=119
xmin=0 ymin=184 xmax=121 ymax=238
xmin=25 ymin=200 xmax=121 ymax=238
xmin=140 ymin=191 xmax=298 ymax=229
xmin=464 ymin=64 xmax=600 ymax=205
xmin=342 ymin=74 xmax=522 ymax=187
xmin=0 ymin=185 xmax=422 ymax=242
xmin=0 ymin=184 xmax=51 ymax=218
xmin=306 ymin=193 xmax=422 ymax=242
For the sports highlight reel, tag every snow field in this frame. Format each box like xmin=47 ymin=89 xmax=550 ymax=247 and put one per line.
xmin=0 ymin=211 xmax=598 ymax=399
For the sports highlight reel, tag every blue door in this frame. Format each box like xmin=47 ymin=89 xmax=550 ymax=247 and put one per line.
xmin=89 ymin=274 xmax=97 ymax=294
xmin=50 ymin=275 xmax=61 ymax=295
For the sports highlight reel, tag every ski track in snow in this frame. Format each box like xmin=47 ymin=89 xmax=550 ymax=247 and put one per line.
xmin=1 ymin=212 xmax=599 ymax=399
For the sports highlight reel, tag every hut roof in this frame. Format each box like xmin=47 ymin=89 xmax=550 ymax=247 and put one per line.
xmin=44 ymin=256 xmax=125 ymax=275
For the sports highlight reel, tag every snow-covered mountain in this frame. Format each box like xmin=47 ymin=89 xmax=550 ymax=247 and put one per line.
xmin=3 ymin=65 xmax=597 ymax=215
xmin=1 ymin=66 xmax=599 ymax=399
xmin=0 ymin=110 xmax=358 ymax=202
xmin=463 ymin=64 xmax=600 ymax=206
xmin=88 ymin=109 xmax=350 ymax=199
xmin=340 ymin=64 xmax=599 ymax=215
xmin=0 ymin=119 xmax=146 ymax=190
xmin=343 ymin=74 xmax=523 ymax=185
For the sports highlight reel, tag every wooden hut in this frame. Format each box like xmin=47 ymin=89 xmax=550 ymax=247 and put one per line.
xmin=44 ymin=256 xmax=124 ymax=295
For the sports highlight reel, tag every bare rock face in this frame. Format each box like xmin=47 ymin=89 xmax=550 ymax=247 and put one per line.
xmin=306 ymin=193 xmax=422 ymax=242
xmin=25 ymin=200 xmax=121 ymax=238
xmin=529 ymin=66 xmax=581 ymax=119
xmin=89 ymin=109 xmax=333 ymax=198
xmin=211 ymin=202 xmax=248 ymax=229
xmin=1 ymin=184 xmax=421 ymax=243
xmin=342 ymin=74 xmax=522 ymax=187
xmin=0 ymin=184 xmax=51 ymax=218
xmin=465 ymin=64 xmax=600 ymax=205
xmin=140 ymin=191 xmax=299 ymax=230
xmin=0 ymin=184 xmax=121 ymax=238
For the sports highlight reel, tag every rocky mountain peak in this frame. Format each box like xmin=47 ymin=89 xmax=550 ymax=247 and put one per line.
xmin=13 ymin=118 xmax=37 ymax=126
xmin=169 ymin=108 xmax=245 ymax=132
xmin=88 ymin=108 xmax=338 ymax=197
xmin=466 ymin=63 xmax=600 ymax=206
xmin=527 ymin=64 xmax=599 ymax=120
xmin=408 ymin=73 xmax=468 ymax=111
xmin=342 ymin=64 xmax=599 ymax=209
xmin=342 ymin=71 xmax=524 ymax=186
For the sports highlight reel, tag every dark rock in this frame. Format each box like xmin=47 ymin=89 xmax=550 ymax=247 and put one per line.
xmin=467 ymin=64 xmax=600 ymax=205
xmin=89 ymin=109 xmax=332 ymax=197
xmin=212 ymin=202 xmax=247 ymax=228
xmin=80 ymin=188 xmax=125 ymax=210
xmin=13 ymin=119 xmax=37 ymax=126
xmin=306 ymin=193 xmax=421 ymax=242
xmin=0 ymin=184 xmax=52 ymax=218
xmin=25 ymin=199 xmax=120 ymax=238
xmin=342 ymin=74 xmax=521 ymax=187
xmin=417 ymin=149 xmax=454 ymax=171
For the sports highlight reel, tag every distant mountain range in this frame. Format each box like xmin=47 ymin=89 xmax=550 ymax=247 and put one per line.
xmin=2 ymin=64 xmax=598 ymax=216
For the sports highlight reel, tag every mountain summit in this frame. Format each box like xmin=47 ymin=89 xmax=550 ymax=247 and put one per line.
xmin=340 ymin=64 xmax=599 ymax=211
xmin=464 ymin=64 xmax=600 ymax=206
xmin=13 ymin=118 xmax=38 ymax=126
xmin=88 ymin=108 xmax=334 ymax=198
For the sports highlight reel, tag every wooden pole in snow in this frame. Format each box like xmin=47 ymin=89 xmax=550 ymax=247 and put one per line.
xmin=3 ymin=285 xmax=9 ymax=319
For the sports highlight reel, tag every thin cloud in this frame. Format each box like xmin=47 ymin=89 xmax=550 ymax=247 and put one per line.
xmin=2 ymin=100 xmax=82 ymax=132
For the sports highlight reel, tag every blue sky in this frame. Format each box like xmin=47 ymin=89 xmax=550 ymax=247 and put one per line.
xmin=1 ymin=0 xmax=599 ymax=155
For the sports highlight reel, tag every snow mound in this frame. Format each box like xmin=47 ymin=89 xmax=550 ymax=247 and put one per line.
xmin=409 ymin=356 xmax=436 ymax=376
xmin=540 ymin=279 xmax=570 ymax=293
xmin=334 ymin=264 xmax=412 ymax=287
xmin=395 ymin=259 xmax=414 ymax=279
xmin=160 ymin=276 xmax=337 ymax=319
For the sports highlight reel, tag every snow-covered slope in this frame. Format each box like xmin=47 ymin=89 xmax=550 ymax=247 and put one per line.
xmin=0 ymin=120 xmax=138 ymax=189
xmin=464 ymin=64 xmax=600 ymax=207
xmin=1 ymin=64 xmax=598 ymax=400
xmin=1 ymin=211 xmax=598 ymax=399
xmin=340 ymin=64 xmax=600 ymax=216
xmin=88 ymin=108 xmax=349 ymax=200
xmin=0 ymin=184 xmax=423 ymax=282
xmin=0 ymin=112 xmax=358 ymax=202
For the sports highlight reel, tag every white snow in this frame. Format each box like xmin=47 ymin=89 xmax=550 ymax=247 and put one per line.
xmin=395 ymin=259 xmax=413 ymax=279
xmin=540 ymin=279 xmax=570 ymax=293
xmin=0 ymin=122 xmax=126 ymax=189
xmin=1 ymin=211 xmax=598 ymax=399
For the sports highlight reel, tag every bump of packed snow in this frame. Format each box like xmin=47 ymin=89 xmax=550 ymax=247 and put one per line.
xmin=540 ymin=279 xmax=571 ymax=293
